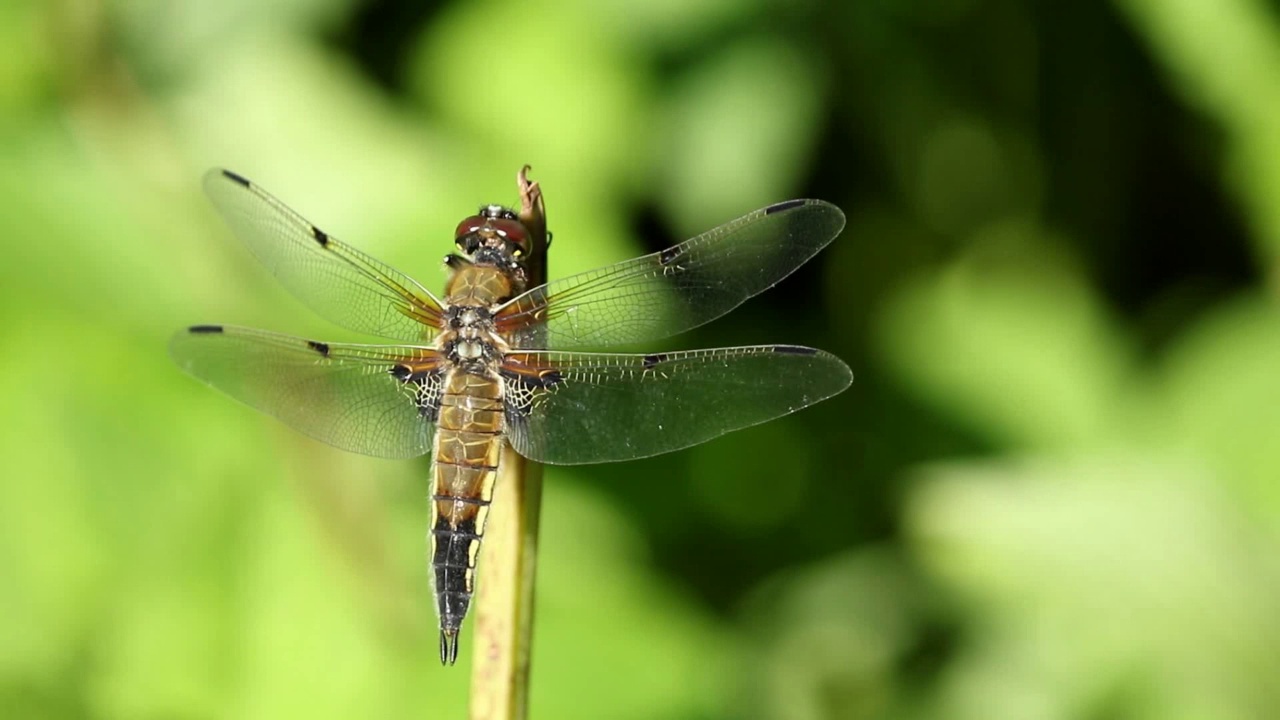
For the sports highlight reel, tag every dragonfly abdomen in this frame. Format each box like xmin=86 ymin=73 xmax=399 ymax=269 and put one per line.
xmin=429 ymin=368 xmax=505 ymax=664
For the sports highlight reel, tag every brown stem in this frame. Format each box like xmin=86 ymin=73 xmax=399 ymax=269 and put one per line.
xmin=468 ymin=166 xmax=549 ymax=720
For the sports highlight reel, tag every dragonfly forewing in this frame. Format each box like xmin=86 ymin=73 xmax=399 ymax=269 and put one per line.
xmin=203 ymin=169 xmax=446 ymax=342
xmin=495 ymin=199 xmax=846 ymax=350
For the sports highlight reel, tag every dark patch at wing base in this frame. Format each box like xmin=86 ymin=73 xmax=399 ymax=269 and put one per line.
xmin=389 ymin=365 xmax=445 ymax=421
xmin=499 ymin=366 xmax=563 ymax=443
xmin=306 ymin=340 xmax=330 ymax=357
xmin=188 ymin=325 xmax=224 ymax=334
xmin=499 ymin=367 xmax=563 ymax=390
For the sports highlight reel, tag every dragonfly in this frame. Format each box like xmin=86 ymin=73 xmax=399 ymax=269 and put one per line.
xmin=171 ymin=167 xmax=852 ymax=665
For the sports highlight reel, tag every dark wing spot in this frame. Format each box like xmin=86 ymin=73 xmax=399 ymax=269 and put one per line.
xmin=773 ymin=345 xmax=817 ymax=355
xmin=765 ymin=199 xmax=806 ymax=215
xmin=642 ymin=353 xmax=668 ymax=369
xmin=659 ymin=246 xmax=683 ymax=266
xmin=500 ymin=367 xmax=562 ymax=390
xmin=306 ymin=340 xmax=330 ymax=357
xmin=410 ymin=370 xmax=445 ymax=422
xmin=188 ymin=324 xmax=224 ymax=334
xmin=500 ymin=367 xmax=561 ymax=429
xmin=221 ymin=170 xmax=252 ymax=187
xmin=311 ymin=226 xmax=329 ymax=247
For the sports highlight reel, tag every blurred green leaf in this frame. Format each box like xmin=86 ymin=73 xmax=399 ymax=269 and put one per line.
xmin=736 ymin=549 xmax=922 ymax=720
xmin=875 ymin=226 xmax=1136 ymax=451
xmin=656 ymin=37 xmax=825 ymax=234
xmin=1117 ymin=0 xmax=1280 ymax=266
xmin=0 ymin=0 xmax=52 ymax=119
xmin=906 ymin=457 xmax=1280 ymax=720
xmin=1158 ymin=296 xmax=1280 ymax=524
xmin=533 ymin=474 xmax=735 ymax=720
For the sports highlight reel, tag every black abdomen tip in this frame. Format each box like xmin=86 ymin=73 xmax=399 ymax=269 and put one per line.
xmin=439 ymin=629 xmax=460 ymax=666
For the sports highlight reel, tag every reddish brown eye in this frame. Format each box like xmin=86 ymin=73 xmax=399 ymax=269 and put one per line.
xmin=491 ymin=219 xmax=530 ymax=249
xmin=454 ymin=216 xmax=485 ymax=240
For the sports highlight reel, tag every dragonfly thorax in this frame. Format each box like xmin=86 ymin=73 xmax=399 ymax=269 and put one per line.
xmin=440 ymin=333 xmax=502 ymax=372
xmin=445 ymin=304 xmax=493 ymax=329
xmin=438 ymin=302 xmax=503 ymax=372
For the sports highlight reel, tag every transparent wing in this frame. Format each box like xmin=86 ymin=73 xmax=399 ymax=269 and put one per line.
xmin=502 ymin=345 xmax=852 ymax=464
xmin=170 ymin=325 xmax=442 ymax=459
xmin=204 ymin=169 xmax=445 ymax=342
xmin=495 ymin=200 xmax=845 ymax=350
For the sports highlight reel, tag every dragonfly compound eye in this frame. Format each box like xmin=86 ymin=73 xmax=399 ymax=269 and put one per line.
xmin=490 ymin=218 xmax=530 ymax=254
xmin=454 ymin=216 xmax=485 ymax=241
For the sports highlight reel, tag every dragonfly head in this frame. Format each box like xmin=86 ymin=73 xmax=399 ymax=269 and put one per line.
xmin=454 ymin=204 xmax=532 ymax=278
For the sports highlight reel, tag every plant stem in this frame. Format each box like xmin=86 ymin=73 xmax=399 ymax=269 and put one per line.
xmin=468 ymin=451 xmax=543 ymax=719
xmin=468 ymin=166 xmax=548 ymax=720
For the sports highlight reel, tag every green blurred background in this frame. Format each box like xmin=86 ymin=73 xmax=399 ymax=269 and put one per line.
xmin=5 ymin=0 xmax=1280 ymax=718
